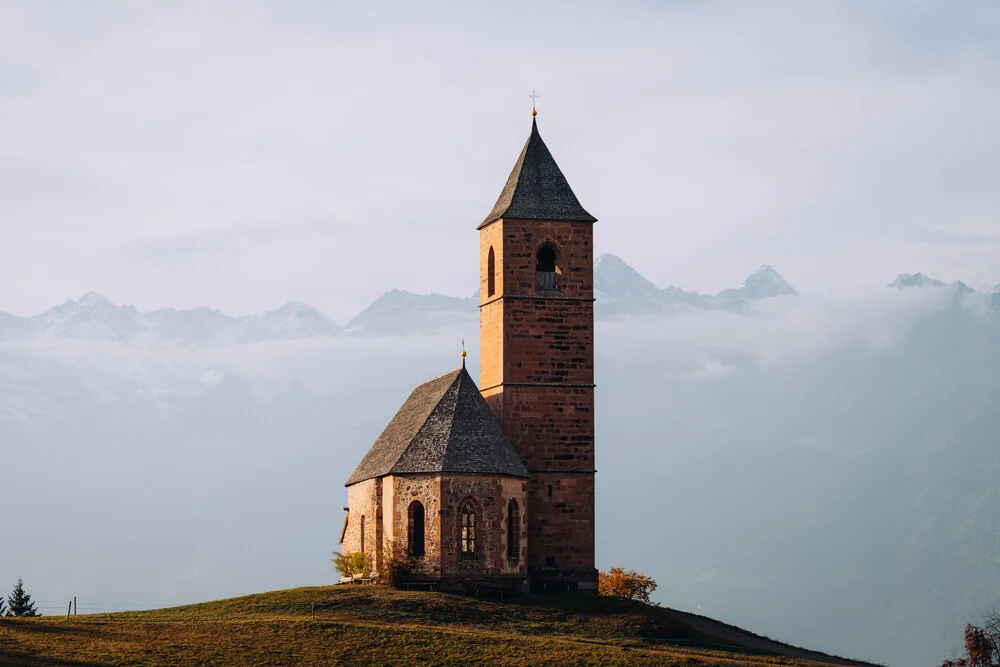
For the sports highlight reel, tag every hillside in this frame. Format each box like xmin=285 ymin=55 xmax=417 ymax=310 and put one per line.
xmin=0 ymin=586 xmax=877 ymax=666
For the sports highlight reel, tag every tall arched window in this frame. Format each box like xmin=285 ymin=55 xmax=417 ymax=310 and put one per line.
xmin=460 ymin=501 xmax=477 ymax=559
xmin=536 ymin=244 xmax=559 ymax=292
xmin=487 ymin=246 xmax=496 ymax=297
xmin=507 ymin=500 xmax=520 ymax=563
xmin=360 ymin=515 xmax=365 ymax=554
xmin=408 ymin=501 xmax=425 ymax=558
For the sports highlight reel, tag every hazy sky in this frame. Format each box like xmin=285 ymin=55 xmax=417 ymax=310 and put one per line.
xmin=2 ymin=1 xmax=998 ymax=322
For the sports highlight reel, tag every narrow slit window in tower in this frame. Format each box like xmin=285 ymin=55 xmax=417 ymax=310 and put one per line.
xmin=487 ymin=246 xmax=496 ymax=297
xmin=360 ymin=515 xmax=365 ymax=554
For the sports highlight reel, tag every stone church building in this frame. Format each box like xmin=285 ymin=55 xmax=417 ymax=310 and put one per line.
xmin=340 ymin=113 xmax=598 ymax=593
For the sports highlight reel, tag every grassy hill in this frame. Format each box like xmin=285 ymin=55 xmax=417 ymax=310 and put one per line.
xmin=0 ymin=585 xmax=879 ymax=666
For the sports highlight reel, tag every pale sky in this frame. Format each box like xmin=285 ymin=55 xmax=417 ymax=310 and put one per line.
xmin=2 ymin=0 xmax=999 ymax=323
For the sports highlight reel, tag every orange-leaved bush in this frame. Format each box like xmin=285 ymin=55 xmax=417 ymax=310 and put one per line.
xmin=598 ymin=567 xmax=658 ymax=604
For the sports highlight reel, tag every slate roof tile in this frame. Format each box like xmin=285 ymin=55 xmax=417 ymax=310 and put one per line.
xmin=345 ymin=367 xmax=529 ymax=486
xmin=479 ymin=118 xmax=597 ymax=228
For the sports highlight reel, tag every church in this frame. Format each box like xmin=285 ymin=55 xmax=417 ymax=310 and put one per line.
xmin=340 ymin=110 xmax=598 ymax=594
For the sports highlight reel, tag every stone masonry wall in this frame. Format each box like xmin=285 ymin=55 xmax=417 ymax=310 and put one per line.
xmin=479 ymin=221 xmax=505 ymax=392
xmin=439 ymin=474 xmax=527 ymax=581
xmin=344 ymin=478 xmax=382 ymax=573
xmin=478 ymin=217 xmax=597 ymax=589
xmin=389 ymin=475 xmax=443 ymax=577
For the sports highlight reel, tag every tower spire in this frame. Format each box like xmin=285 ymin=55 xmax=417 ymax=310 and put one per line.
xmin=461 ymin=339 xmax=467 ymax=368
xmin=478 ymin=107 xmax=596 ymax=229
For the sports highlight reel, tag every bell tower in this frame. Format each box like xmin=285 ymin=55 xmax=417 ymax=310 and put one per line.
xmin=478 ymin=113 xmax=598 ymax=591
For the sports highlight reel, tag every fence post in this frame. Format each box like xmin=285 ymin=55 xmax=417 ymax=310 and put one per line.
xmin=74 ymin=596 xmax=77 ymax=616
xmin=66 ymin=601 xmax=72 ymax=621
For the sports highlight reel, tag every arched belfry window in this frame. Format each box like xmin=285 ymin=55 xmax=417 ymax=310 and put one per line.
xmin=507 ymin=500 xmax=520 ymax=563
xmin=408 ymin=501 xmax=425 ymax=558
xmin=487 ymin=246 xmax=496 ymax=297
xmin=360 ymin=515 xmax=366 ymax=554
xmin=536 ymin=244 xmax=559 ymax=292
xmin=460 ymin=501 xmax=477 ymax=559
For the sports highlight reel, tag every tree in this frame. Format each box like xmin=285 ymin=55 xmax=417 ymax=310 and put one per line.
xmin=7 ymin=578 xmax=39 ymax=617
xmin=0 ymin=591 xmax=5 ymax=616
xmin=942 ymin=610 xmax=1000 ymax=667
xmin=598 ymin=567 xmax=658 ymax=604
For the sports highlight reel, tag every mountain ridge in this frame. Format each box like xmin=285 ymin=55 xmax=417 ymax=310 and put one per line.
xmin=0 ymin=257 xmax=983 ymax=343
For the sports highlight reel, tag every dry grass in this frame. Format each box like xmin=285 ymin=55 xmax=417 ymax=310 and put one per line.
xmin=0 ymin=585 xmax=859 ymax=666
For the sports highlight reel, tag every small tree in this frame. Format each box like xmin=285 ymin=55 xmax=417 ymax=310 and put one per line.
xmin=942 ymin=610 xmax=1000 ymax=667
xmin=598 ymin=567 xmax=658 ymax=604
xmin=331 ymin=551 xmax=371 ymax=579
xmin=7 ymin=578 xmax=39 ymax=617
xmin=0 ymin=591 xmax=6 ymax=616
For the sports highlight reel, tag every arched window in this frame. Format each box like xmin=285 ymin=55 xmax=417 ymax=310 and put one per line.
xmin=507 ymin=500 xmax=520 ymax=563
xmin=536 ymin=244 xmax=559 ymax=292
xmin=487 ymin=246 xmax=496 ymax=297
xmin=408 ymin=501 xmax=425 ymax=558
xmin=360 ymin=515 xmax=365 ymax=554
xmin=460 ymin=501 xmax=477 ymax=559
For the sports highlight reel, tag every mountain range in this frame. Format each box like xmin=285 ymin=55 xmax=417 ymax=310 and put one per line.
xmin=4 ymin=255 xmax=992 ymax=343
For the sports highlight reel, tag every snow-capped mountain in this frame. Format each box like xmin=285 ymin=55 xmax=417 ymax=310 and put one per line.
xmin=717 ymin=264 xmax=799 ymax=301
xmin=0 ymin=294 xmax=342 ymax=344
xmin=888 ymin=273 xmax=949 ymax=289
xmin=886 ymin=273 xmax=989 ymax=316
xmin=594 ymin=255 xmax=797 ymax=318
xmin=344 ymin=289 xmax=478 ymax=336
xmin=238 ymin=302 xmax=341 ymax=342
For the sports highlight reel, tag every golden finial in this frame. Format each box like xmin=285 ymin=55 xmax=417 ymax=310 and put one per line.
xmin=529 ymin=90 xmax=539 ymax=116
xmin=461 ymin=339 xmax=467 ymax=367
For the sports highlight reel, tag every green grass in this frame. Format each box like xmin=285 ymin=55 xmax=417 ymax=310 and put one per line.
xmin=0 ymin=585 xmax=866 ymax=666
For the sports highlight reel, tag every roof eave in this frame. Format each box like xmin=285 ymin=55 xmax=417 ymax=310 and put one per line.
xmin=478 ymin=213 xmax=599 ymax=230
xmin=350 ymin=469 xmax=531 ymax=484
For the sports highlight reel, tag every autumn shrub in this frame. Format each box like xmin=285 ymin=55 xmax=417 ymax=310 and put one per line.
xmin=331 ymin=551 xmax=371 ymax=579
xmin=598 ymin=567 xmax=658 ymax=604
xmin=377 ymin=539 xmax=413 ymax=590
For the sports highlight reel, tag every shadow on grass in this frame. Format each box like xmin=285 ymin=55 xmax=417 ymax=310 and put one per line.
xmin=0 ymin=651 xmax=105 ymax=666
xmin=0 ymin=620 xmax=104 ymax=638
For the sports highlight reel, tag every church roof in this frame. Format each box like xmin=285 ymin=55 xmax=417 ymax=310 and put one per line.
xmin=345 ymin=366 xmax=529 ymax=486
xmin=479 ymin=117 xmax=597 ymax=229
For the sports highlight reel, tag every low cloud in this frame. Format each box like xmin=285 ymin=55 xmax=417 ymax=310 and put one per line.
xmin=600 ymin=285 xmax=963 ymax=371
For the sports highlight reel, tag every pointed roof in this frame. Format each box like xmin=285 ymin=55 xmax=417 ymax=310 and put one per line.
xmin=479 ymin=118 xmax=597 ymax=229
xmin=345 ymin=367 xmax=529 ymax=486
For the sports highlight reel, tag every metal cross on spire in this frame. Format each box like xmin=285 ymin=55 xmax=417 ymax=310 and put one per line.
xmin=529 ymin=90 xmax=539 ymax=116
xmin=461 ymin=338 xmax=467 ymax=368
